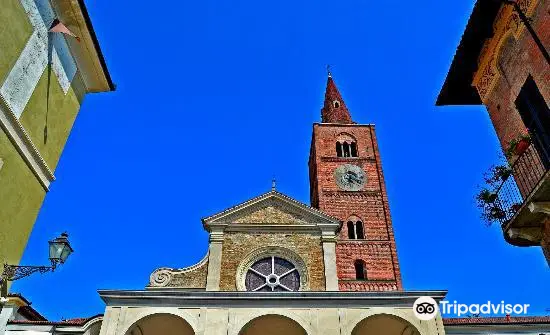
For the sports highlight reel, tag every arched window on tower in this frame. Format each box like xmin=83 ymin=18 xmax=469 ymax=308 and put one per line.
xmin=333 ymin=100 xmax=340 ymax=108
xmin=356 ymin=221 xmax=364 ymax=239
xmin=350 ymin=142 xmax=358 ymax=157
xmin=336 ymin=133 xmax=358 ymax=159
xmin=347 ymin=221 xmax=355 ymax=239
xmin=345 ymin=217 xmax=365 ymax=240
xmin=343 ymin=142 xmax=351 ymax=157
xmin=354 ymin=260 xmax=366 ymax=280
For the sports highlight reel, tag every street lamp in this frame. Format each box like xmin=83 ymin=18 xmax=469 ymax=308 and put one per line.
xmin=0 ymin=233 xmax=73 ymax=298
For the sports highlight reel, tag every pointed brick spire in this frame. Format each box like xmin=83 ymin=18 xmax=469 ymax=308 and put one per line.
xmin=321 ymin=74 xmax=353 ymax=124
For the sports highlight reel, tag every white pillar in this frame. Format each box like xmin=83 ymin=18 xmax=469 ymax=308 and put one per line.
xmin=321 ymin=235 xmax=339 ymax=291
xmin=206 ymin=229 xmax=224 ymax=291
xmin=0 ymin=303 xmax=17 ymax=334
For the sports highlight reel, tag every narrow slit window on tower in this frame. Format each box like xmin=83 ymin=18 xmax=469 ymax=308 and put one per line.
xmin=354 ymin=260 xmax=366 ymax=280
xmin=336 ymin=142 xmax=343 ymax=157
xmin=356 ymin=221 xmax=364 ymax=239
xmin=347 ymin=221 xmax=356 ymax=239
xmin=350 ymin=142 xmax=358 ymax=157
xmin=343 ymin=142 xmax=351 ymax=157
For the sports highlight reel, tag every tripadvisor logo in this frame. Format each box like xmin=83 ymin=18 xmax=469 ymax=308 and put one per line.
xmin=413 ymin=296 xmax=439 ymax=320
xmin=413 ymin=297 xmax=531 ymax=320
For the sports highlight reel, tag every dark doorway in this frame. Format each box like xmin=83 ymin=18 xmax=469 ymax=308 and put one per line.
xmin=515 ymin=76 xmax=550 ymax=168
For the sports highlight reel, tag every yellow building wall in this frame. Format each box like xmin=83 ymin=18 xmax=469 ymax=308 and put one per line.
xmin=0 ymin=0 xmax=87 ymax=279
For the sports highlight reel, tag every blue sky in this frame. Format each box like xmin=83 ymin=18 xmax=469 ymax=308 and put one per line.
xmin=13 ymin=0 xmax=549 ymax=320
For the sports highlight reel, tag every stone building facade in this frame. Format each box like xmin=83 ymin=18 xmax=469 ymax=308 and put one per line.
xmin=4 ymin=293 xmax=549 ymax=335
xmin=437 ymin=0 xmax=550 ymax=265
xmin=0 ymin=0 xmax=113 ymax=273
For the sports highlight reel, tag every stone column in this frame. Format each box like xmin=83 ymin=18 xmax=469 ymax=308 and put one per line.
xmin=0 ymin=303 xmax=17 ymax=334
xmin=206 ymin=227 xmax=225 ymax=291
xmin=321 ymin=234 xmax=339 ymax=291
xmin=98 ymin=307 xmax=122 ymax=335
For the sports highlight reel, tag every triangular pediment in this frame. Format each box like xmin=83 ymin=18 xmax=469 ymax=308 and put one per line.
xmin=203 ymin=191 xmax=339 ymax=226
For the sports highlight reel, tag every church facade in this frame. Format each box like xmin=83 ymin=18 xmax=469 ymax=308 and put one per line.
xmin=94 ymin=76 xmax=446 ymax=335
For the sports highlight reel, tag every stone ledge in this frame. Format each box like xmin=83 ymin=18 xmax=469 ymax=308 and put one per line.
xmin=98 ymin=289 xmax=448 ymax=308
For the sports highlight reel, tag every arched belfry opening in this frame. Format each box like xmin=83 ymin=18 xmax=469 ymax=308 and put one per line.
xmin=351 ymin=314 xmax=420 ymax=335
xmin=239 ymin=314 xmax=307 ymax=335
xmin=125 ymin=314 xmax=195 ymax=335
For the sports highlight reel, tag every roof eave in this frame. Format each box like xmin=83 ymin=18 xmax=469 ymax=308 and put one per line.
xmin=436 ymin=0 xmax=503 ymax=106
xmin=77 ymin=0 xmax=115 ymax=92
xmin=52 ymin=0 xmax=115 ymax=93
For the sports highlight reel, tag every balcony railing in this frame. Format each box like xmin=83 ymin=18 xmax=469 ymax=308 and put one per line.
xmin=492 ymin=142 xmax=549 ymax=225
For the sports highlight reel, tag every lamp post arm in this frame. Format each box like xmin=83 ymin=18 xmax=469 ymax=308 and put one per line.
xmin=502 ymin=0 xmax=550 ymax=66
xmin=0 ymin=264 xmax=57 ymax=299
xmin=1 ymin=264 xmax=54 ymax=282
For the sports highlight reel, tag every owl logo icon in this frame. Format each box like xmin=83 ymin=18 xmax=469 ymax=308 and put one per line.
xmin=413 ymin=297 xmax=439 ymax=320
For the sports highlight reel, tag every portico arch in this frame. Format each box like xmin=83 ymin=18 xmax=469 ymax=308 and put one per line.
xmin=351 ymin=313 xmax=421 ymax=335
xmin=125 ymin=313 xmax=195 ymax=335
xmin=238 ymin=314 xmax=307 ymax=335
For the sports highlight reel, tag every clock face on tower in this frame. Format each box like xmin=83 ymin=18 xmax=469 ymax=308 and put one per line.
xmin=334 ymin=164 xmax=365 ymax=191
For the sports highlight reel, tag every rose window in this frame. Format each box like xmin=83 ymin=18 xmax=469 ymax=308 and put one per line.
xmin=244 ymin=256 xmax=300 ymax=291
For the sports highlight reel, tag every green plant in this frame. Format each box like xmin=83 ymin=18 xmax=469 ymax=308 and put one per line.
xmin=489 ymin=206 xmax=505 ymax=220
xmin=476 ymin=188 xmax=497 ymax=204
xmin=505 ymin=133 xmax=531 ymax=159
xmin=484 ymin=165 xmax=512 ymax=184
xmin=476 ymin=163 xmax=513 ymax=226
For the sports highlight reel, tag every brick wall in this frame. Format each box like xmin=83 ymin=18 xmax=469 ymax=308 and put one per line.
xmin=480 ymin=0 xmax=549 ymax=150
xmin=309 ymin=123 xmax=402 ymax=291
xmin=474 ymin=0 xmax=549 ymax=265
xmin=219 ymin=233 xmax=326 ymax=291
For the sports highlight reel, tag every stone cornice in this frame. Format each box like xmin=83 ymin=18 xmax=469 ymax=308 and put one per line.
xmin=322 ymin=190 xmax=381 ymax=197
xmin=209 ymin=229 xmax=225 ymax=243
xmin=313 ymin=123 xmax=375 ymax=128
xmin=444 ymin=323 xmax=550 ymax=333
xmin=320 ymin=157 xmax=376 ymax=163
xmin=216 ymin=223 xmax=340 ymax=235
xmin=202 ymin=190 xmax=341 ymax=225
xmin=0 ymin=96 xmax=54 ymax=191
xmin=98 ymin=290 xmax=448 ymax=308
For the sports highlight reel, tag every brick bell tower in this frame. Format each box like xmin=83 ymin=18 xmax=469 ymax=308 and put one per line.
xmin=308 ymin=73 xmax=402 ymax=291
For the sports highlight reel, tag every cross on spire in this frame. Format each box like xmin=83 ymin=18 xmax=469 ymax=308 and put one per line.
xmin=326 ymin=64 xmax=332 ymax=78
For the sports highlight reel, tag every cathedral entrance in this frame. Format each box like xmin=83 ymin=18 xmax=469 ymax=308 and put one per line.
xmin=351 ymin=314 xmax=421 ymax=335
xmin=238 ymin=314 xmax=307 ymax=335
xmin=125 ymin=313 xmax=195 ymax=335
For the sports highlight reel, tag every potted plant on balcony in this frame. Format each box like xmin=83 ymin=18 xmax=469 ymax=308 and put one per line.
xmin=487 ymin=165 xmax=512 ymax=183
xmin=476 ymin=188 xmax=499 ymax=226
xmin=476 ymin=188 xmax=497 ymax=204
xmin=505 ymin=133 xmax=531 ymax=159
xmin=476 ymin=162 xmax=513 ymax=226
xmin=489 ymin=206 xmax=506 ymax=220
